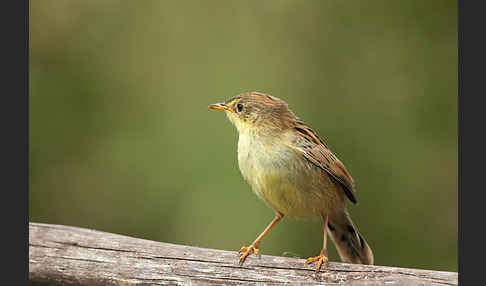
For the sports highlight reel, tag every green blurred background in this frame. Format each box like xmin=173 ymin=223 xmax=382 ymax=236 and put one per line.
xmin=29 ymin=1 xmax=457 ymax=272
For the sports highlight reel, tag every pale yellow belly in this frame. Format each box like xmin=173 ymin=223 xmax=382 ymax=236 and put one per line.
xmin=253 ymin=168 xmax=343 ymax=218
xmin=238 ymin=134 xmax=344 ymax=218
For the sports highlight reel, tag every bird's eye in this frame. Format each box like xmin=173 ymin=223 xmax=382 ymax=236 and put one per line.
xmin=237 ymin=103 xmax=243 ymax=112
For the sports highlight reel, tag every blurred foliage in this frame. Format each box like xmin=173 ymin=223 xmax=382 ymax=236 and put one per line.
xmin=29 ymin=0 xmax=457 ymax=272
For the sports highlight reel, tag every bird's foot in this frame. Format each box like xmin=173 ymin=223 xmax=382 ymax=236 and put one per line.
xmin=305 ymin=254 xmax=328 ymax=272
xmin=238 ymin=244 xmax=260 ymax=266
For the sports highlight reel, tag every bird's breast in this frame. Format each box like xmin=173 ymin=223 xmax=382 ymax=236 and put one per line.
xmin=237 ymin=133 xmax=295 ymax=187
xmin=236 ymin=133 xmax=338 ymax=217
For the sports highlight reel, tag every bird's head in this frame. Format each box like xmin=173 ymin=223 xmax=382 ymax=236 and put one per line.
xmin=209 ymin=92 xmax=297 ymax=134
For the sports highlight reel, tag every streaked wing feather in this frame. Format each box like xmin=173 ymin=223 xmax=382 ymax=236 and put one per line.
xmin=292 ymin=124 xmax=357 ymax=204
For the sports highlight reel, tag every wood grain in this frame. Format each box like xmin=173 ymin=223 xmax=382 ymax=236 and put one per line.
xmin=29 ymin=222 xmax=458 ymax=285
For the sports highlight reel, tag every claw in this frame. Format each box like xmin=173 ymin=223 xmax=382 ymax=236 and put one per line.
xmin=305 ymin=254 xmax=329 ymax=272
xmin=238 ymin=245 xmax=260 ymax=266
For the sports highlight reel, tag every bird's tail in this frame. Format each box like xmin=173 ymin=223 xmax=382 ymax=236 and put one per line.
xmin=327 ymin=210 xmax=374 ymax=265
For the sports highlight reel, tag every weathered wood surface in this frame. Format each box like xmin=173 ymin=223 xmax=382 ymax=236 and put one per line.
xmin=29 ymin=222 xmax=458 ymax=286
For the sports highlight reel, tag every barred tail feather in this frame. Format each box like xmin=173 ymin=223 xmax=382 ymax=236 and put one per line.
xmin=327 ymin=210 xmax=374 ymax=265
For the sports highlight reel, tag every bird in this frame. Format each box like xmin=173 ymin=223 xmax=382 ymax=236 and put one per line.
xmin=208 ymin=91 xmax=373 ymax=272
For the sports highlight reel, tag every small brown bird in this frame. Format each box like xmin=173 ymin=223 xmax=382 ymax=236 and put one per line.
xmin=209 ymin=92 xmax=373 ymax=272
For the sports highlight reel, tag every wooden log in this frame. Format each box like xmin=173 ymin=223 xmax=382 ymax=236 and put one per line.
xmin=29 ymin=222 xmax=458 ymax=285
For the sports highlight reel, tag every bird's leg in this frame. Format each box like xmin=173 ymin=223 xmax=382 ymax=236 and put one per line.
xmin=306 ymin=214 xmax=329 ymax=272
xmin=238 ymin=213 xmax=283 ymax=266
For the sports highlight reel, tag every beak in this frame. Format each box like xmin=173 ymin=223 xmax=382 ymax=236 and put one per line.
xmin=208 ymin=102 xmax=235 ymax=113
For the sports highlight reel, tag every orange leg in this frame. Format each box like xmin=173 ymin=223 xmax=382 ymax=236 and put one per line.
xmin=305 ymin=214 xmax=329 ymax=272
xmin=238 ymin=213 xmax=283 ymax=266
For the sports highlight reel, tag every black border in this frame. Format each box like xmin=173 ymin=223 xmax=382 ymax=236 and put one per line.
xmin=458 ymin=0 xmax=484 ymax=285
xmin=26 ymin=0 xmax=30 ymax=282
xmin=2 ymin=0 xmax=28 ymax=284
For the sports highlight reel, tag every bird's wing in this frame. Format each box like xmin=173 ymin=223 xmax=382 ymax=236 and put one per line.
xmin=290 ymin=124 xmax=357 ymax=204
